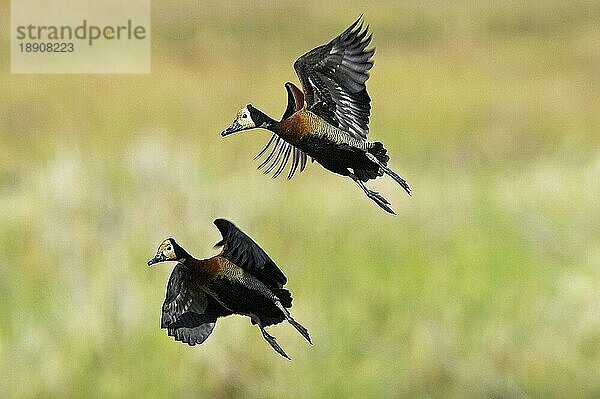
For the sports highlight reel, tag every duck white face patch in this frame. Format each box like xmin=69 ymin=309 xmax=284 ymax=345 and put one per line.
xmin=158 ymin=239 xmax=177 ymax=261
xmin=236 ymin=106 xmax=256 ymax=129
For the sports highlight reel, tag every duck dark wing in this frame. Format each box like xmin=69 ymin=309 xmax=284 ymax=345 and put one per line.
xmin=161 ymin=263 xmax=232 ymax=346
xmin=281 ymin=82 xmax=305 ymax=120
xmin=255 ymin=82 xmax=308 ymax=180
xmin=254 ymin=136 xmax=308 ymax=180
xmin=213 ymin=219 xmax=287 ymax=290
xmin=294 ymin=16 xmax=374 ymax=141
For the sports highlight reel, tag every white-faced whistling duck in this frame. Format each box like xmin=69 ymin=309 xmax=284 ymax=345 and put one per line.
xmin=221 ymin=16 xmax=411 ymax=215
xmin=147 ymin=219 xmax=311 ymax=360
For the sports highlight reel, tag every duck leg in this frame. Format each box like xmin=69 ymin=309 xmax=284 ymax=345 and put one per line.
xmin=349 ymin=173 xmax=396 ymax=215
xmin=274 ymin=302 xmax=312 ymax=344
xmin=365 ymin=152 xmax=411 ymax=195
xmin=251 ymin=314 xmax=290 ymax=360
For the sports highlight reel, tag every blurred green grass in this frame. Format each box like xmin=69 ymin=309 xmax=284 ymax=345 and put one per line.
xmin=1 ymin=1 xmax=600 ymax=397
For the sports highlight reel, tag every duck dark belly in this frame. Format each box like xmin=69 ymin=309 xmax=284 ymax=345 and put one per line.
xmin=297 ymin=135 xmax=377 ymax=177
xmin=206 ymin=278 xmax=284 ymax=324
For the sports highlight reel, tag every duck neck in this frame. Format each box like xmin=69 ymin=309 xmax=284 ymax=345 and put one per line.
xmin=253 ymin=108 xmax=277 ymax=130
xmin=173 ymin=244 xmax=192 ymax=265
xmin=179 ymin=255 xmax=197 ymax=267
xmin=264 ymin=117 xmax=277 ymax=130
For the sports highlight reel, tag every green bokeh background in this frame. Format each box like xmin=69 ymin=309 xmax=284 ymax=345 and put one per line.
xmin=1 ymin=1 xmax=599 ymax=397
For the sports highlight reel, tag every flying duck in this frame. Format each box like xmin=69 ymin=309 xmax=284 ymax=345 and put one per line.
xmin=147 ymin=219 xmax=311 ymax=360
xmin=221 ymin=16 xmax=411 ymax=214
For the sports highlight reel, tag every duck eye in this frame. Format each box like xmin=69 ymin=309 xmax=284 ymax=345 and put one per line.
xmin=167 ymin=246 xmax=172 ymax=251
xmin=242 ymin=114 xmax=248 ymax=119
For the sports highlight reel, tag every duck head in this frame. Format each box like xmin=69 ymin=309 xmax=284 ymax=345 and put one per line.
xmin=147 ymin=238 xmax=189 ymax=266
xmin=221 ymin=104 xmax=275 ymax=136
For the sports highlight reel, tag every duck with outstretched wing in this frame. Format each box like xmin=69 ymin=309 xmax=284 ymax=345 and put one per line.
xmin=221 ymin=16 xmax=411 ymax=214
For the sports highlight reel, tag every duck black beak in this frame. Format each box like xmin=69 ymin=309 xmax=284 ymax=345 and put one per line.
xmin=147 ymin=253 xmax=166 ymax=266
xmin=221 ymin=120 xmax=243 ymax=137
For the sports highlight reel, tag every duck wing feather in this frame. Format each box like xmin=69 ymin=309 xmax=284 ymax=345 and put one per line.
xmin=213 ymin=219 xmax=287 ymax=290
xmin=293 ymin=16 xmax=374 ymax=141
xmin=161 ymin=263 xmax=232 ymax=346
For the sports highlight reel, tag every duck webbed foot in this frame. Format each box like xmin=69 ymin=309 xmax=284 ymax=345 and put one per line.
xmin=349 ymin=173 xmax=396 ymax=215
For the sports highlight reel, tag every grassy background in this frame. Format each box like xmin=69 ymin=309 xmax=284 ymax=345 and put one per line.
xmin=1 ymin=1 xmax=600 ymax=397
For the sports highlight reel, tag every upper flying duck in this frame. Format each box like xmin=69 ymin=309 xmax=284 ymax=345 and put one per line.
xmin=148 ymin=219 xmax=311 ymax=360
xmin=221 ymin=16 xmax=411 ymax=214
